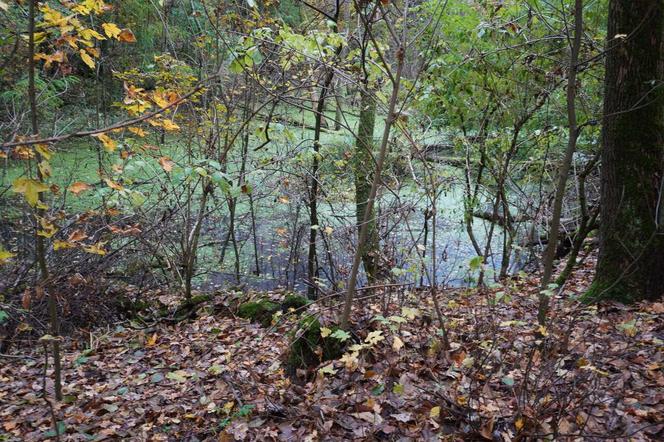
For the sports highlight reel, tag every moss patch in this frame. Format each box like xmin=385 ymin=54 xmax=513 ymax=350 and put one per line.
xmin=281 ymin=294 xmax=310 ymax=311
xmin=286 ymin=315 xmax=345 ymax=372
xmin=581 ymin=279 xmax=636 ymax=304
xmin=237 ymin=299 xmax=280 ymax=327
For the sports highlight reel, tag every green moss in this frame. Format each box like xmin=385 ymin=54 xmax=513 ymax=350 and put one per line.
xmin=237 ymin=299 xmax=280 ymax=326
xmin=281 ymin=294 xmax=310 ymax=311
xmin=581 ymin=279 xmax=637 ymax=304
xmin=286 ymin=315 xmax=345 ymax=372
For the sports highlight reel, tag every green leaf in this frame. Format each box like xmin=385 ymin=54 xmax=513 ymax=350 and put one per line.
xmin=150 ymin=372 xmax=164 ymax=383
xmin=208 ymin=364 xmax=225 ymax=375
xmin=469 ymin=256 xmax=484 ymax=271
xmin=229 ymin=59 xmax=243 ymax=74
xmin=501 ymin=376 xmax=515 ymax=387
xmin=166 ymin=370 xmax=189 ymax=383
xmin=44 ymin=421 xmax=65 ymax=438
xmin=330 ymin=329 xmax=351 ymax=342
xmin=371 ymin=384 xmax=385 ymax=396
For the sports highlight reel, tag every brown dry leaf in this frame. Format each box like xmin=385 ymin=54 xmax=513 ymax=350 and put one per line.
xmin=118 ymin=29 xmax=137 ymax=43
xmin=68 ymin=229 xmax=88 ymax=242
xmin=158 ymin=156 xmax=175 ymax=172
xmin=104 ymin=178 xmax=124 ymax=191
xmin=69 ymin=181 xmax=92 ymax=195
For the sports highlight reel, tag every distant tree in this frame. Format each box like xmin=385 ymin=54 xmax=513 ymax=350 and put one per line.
xmin=588 ymin=0 xmax=664 ymax=302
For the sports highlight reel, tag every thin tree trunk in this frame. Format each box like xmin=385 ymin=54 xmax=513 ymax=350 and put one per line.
xmin=28 ymin=0 xmax=62 ymax=401
xmin=340 ymin=45 xmax=406 ymax=329
xmin=353 ymin=89 xmax=380 ymax=284
xmin=539 ymin=0 xmax=583 ymax=323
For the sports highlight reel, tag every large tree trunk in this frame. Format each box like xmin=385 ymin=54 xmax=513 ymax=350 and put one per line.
xmin=588 ymin=0 xmax=664 ymax=302
xmin=354 ymin=89 xmax=380 ymax=284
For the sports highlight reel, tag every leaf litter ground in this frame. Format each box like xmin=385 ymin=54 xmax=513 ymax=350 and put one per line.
xmin=1 ymin=251 xmax=663 ymax=441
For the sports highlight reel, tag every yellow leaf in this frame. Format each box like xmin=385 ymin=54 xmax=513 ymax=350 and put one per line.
xmin=61 ymin=34 xmax=79 ymax=49
xmin=515 ymin=417 xmax=524 ymax=431
xmin=324 ymin=226 xmax=334 ymax=234
xmin=0 ymin=2 xmax=9 ymax=12
xmin=38 ymin=161 xmax=51 ymax=179
xmin=222 ymin=401 xmax=235 ymax=414
xmin=152 ymin=91 xmax=170 ymax=108
xmin=278 ymin=196 xmax=289 ymax=204
xmin=392 ymin=336 xmax=404 ymax=352
xmin=80 ymin=49 xmax=95 ymax=69
xmin=318 ymin=363 xmax=337 ymax=376
xmin=83 ymin=241 xmax=107 ymax=256
xmin=340 ymin=351 xmax=359 ymax=369
xmin=365 ymin=330 xmax=384 ymax=346
xmin=69 ymin=181 xmax=92 ymax=195
xmin=158 ymin=156 xmax=174 ymax=172
xmin=128 ymin=127 xmax=147 ymax=137
xmin=320 ymin=327 xmax=332 ymax=338
xmin=101 ymin=22 xmax=122 ymax=39
xmin=429 ymin=406 xmax=441 ymax=419
xmin=37 ymin=217 xmax=57 ymax=238
xmin=92 ymin=133 xmax=116 ymax=152
xmin=39 ymin=4 xmax=68 ymax=28
xmin=0 ymin=246 xmax=15 ymax=265
xmin=161 ymin=119 xmax=180 ymax=131
xmin=146 ymin=333 xmax=158 ymax=346
xmin=12 ymin=177 xmax=50 ymax=207
xmin=79 ymin=28 xmax=106 ymax=41
xmin=34 ymin=51 xmax=65 ymax=68
xmin=118 ymin=28 xmax=137 ymax=43
xmin=104 ymin=178 xmax=124 ymax=191
xmin=35 ymin=144 xmax=53 ymax=160
xmin=401 ymin=307 xmax=419 ymax=320
xmin=53 ymin=240 xmax=75 ymax=251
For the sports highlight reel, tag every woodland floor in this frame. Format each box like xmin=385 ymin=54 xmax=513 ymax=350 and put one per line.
xmin=1 ymin=251 xmax=663 ymax=441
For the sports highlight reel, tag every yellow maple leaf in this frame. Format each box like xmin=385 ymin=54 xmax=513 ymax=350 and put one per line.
xmin=340 ymin=351 xmax=359 ymax=369
xmin=161 ymin=119 xmax=180 ymax=131
xmin=12 ymin=177 xmax=50 ymax=207
xmin=365 ymin=330 xmax=384 ymax=346
xmin=128 ymin=127 xmax=147 ymax=137
xmin=92 ymin=133 xmax=116 ymax=152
